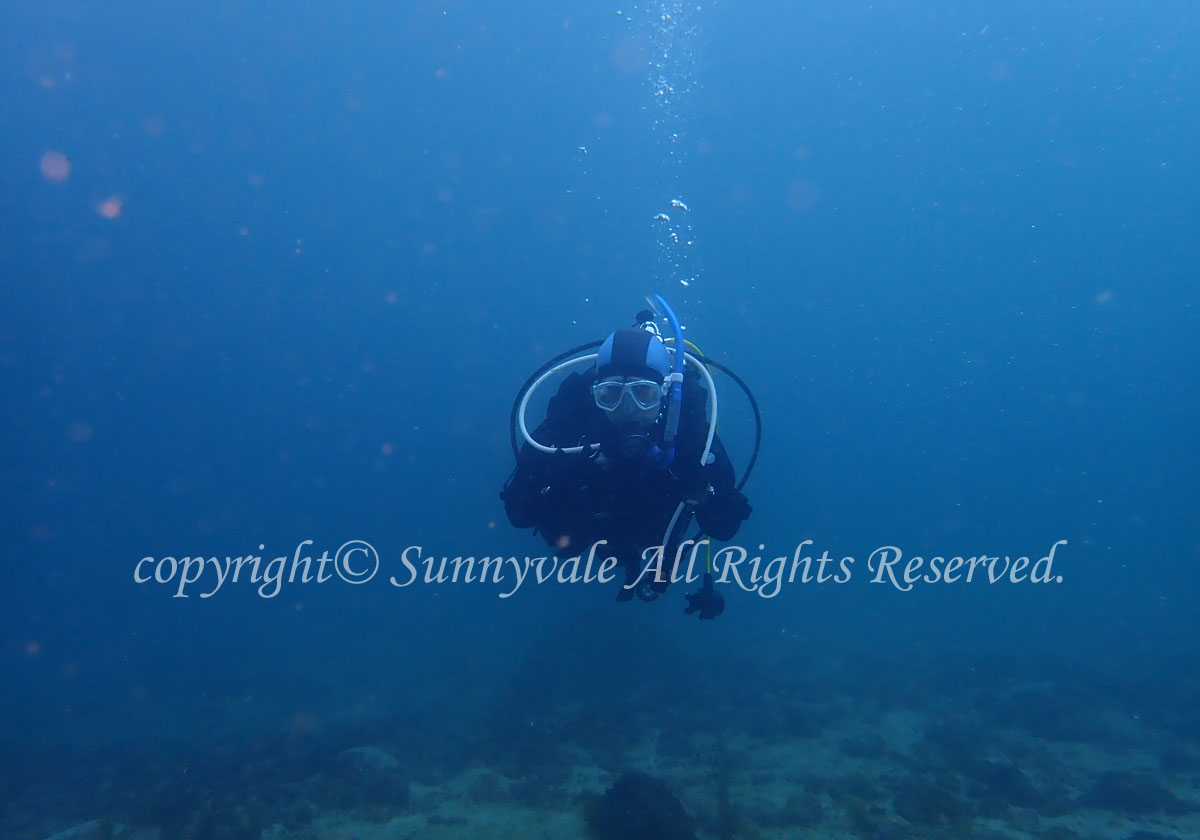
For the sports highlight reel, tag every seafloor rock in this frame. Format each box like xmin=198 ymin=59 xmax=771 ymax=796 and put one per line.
xmin=1040 ymin=827 xmax=1085 ymax=840
xmin=327 ymin=745 xmax=410 ymax=812
xmin=43 ymin=823 xmax=158 ymax=840
xmin=1159 ymin=746 xmax=1200 ymax=773
xmin=993 ymin=688 xmax=1115 ymax=743
xmin=585 ymin=771 xmax=696 ymax=840
xmin=780 ymin=792 xmax=823 ymax=828
xmin=43 ymin=821 xmax=107 ymax=840
xmin=892 ymin=775 xmax=973 ymax=826
xmin=339 ymin=745 xmax=401 ymax=772
xmin=962 ymin=758 xmax=1046 ymax=812
xmin=1079 ymin=771 xmax=1195 ymax=816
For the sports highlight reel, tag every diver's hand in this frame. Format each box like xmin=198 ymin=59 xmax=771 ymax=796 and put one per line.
xmin=696 ymin=490 xmax=751 ymax=542
xmin=684 ymin=584 xmax=725 ymax=620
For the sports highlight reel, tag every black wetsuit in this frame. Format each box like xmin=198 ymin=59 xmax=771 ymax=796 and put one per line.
xmin=501 ymin=365 xmax=751 ymax=595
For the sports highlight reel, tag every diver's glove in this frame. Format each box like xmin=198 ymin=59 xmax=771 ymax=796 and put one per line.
xmin=696 ymin=490 xmax=752 ymax=542
xmin=684 ymin=573 xmax=725 ymax=620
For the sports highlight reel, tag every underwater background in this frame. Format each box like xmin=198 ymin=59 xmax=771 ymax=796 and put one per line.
xmin=2 ymin=1 xmax=1198 ymax=838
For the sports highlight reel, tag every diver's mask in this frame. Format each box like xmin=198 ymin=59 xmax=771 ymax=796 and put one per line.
xmin=592 ymin=378 xmax=666 ymax=413
xmin=592 ymin=378 xmax=667 ymax=467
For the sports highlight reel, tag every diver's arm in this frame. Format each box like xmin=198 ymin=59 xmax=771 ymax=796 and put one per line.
xmin=500 ymin=449 xmax=553 ymax=529
xmin=695 ymin=436 xmax=751 ymax=541
xmin=501 ymin=372 xmax=593 ymax=530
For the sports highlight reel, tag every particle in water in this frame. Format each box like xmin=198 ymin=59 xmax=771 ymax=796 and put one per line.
xmin=40 ymin=151 xmax=70 ymax=182
xmin=96 ymin=196 xmax=123 ymax=219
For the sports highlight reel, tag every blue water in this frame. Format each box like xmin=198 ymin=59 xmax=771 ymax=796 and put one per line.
xmin=2 ymin=1 xmax=1197 ymax=838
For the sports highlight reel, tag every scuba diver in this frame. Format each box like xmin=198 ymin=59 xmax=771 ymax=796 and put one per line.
xmin=501 ymin=295 xmax=759 ymax=620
